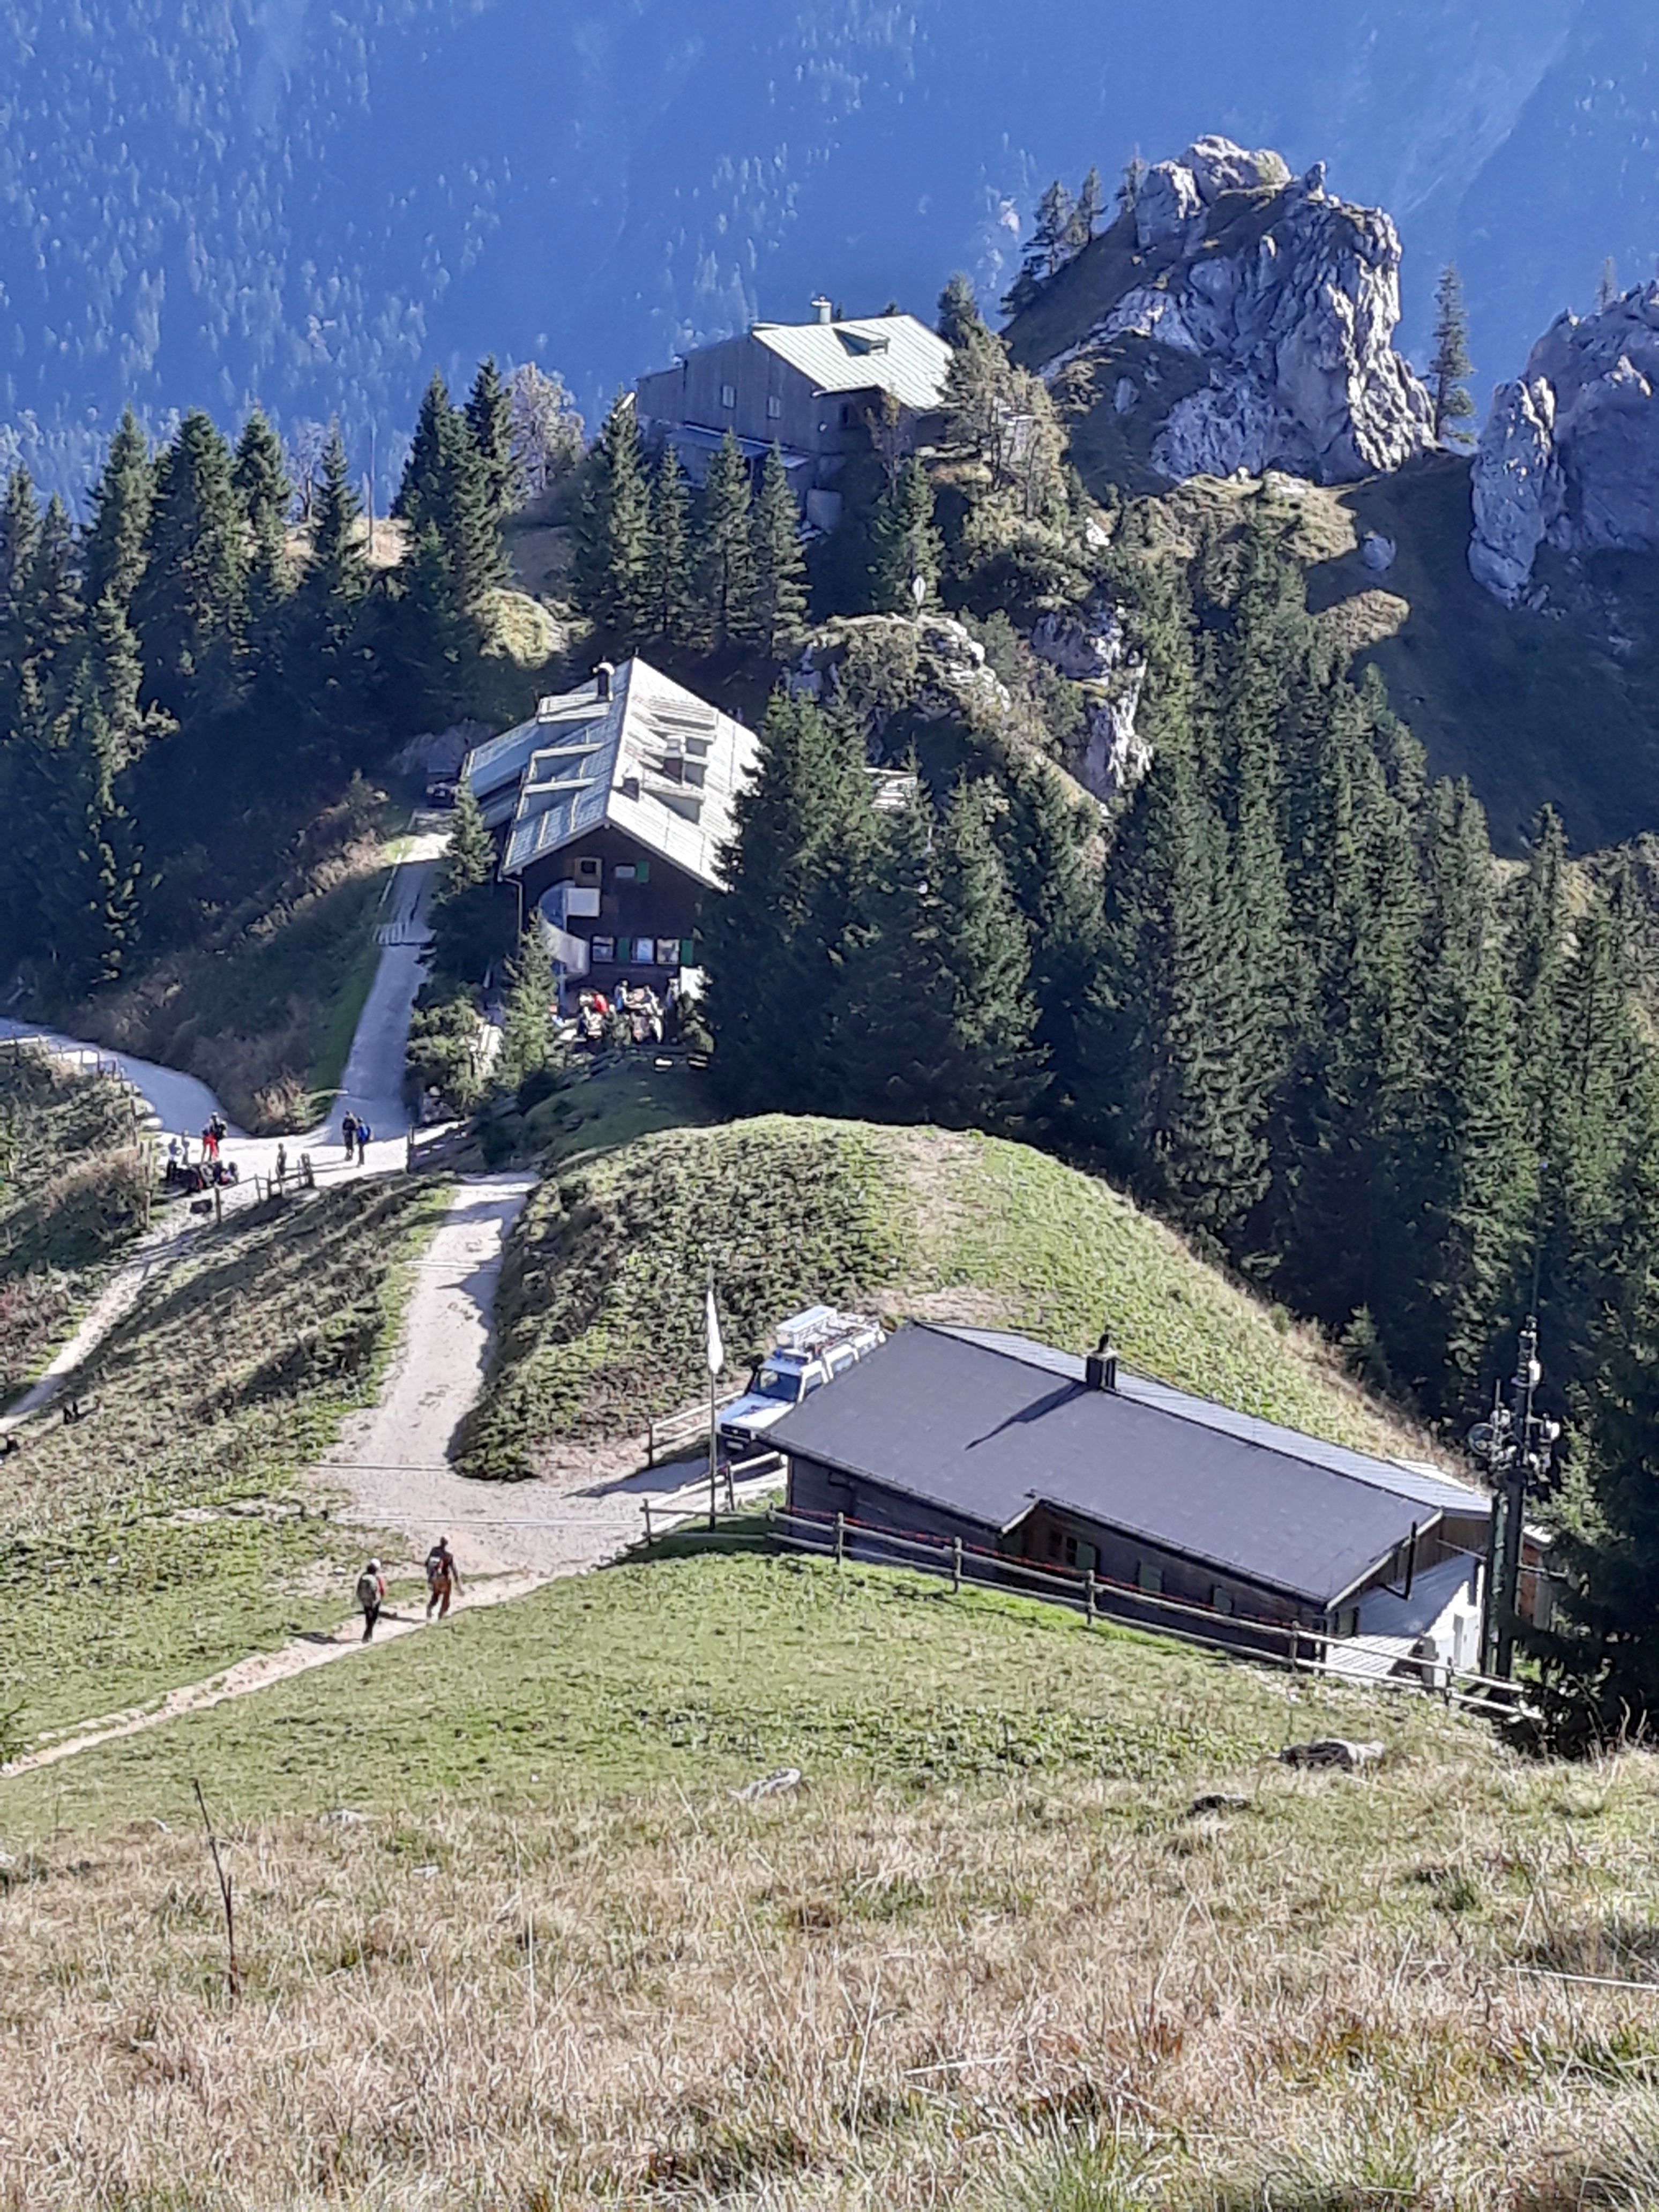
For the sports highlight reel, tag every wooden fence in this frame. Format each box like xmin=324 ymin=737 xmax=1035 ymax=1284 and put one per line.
xmin=767 ymin=1502 xmax=1532 ymax=1720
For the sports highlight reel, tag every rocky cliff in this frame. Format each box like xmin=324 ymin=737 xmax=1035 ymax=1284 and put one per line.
xmin=1469 ymin=290 xmax=1659 ymax=603
xmin=1009 ymin=137 xmax=1436 ymax=492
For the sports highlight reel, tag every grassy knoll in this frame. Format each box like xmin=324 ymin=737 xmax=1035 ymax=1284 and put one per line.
xmin=0 ymin=1177 xmax=447 ymax=1757
xmin=0 ymin=1045 xmax=147 ymax=1402
xmin=458 ymin=1115 xmax=1425 ymax=1480
xmin=4 ymin=1544 xmax=1658 ymax=2206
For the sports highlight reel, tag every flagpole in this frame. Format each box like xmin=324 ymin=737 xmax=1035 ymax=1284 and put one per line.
xmin=707 ymin=1261 xmax=719 ymax=1531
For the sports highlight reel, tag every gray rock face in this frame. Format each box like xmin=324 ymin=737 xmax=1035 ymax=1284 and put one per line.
xmin=1030 ymin=604 xmax=1151 ymax=800
xmin=1051 ymin=137 xmax=1435 ymax=487
xmin=1469 ymin=289 xmax=1659 ymax=602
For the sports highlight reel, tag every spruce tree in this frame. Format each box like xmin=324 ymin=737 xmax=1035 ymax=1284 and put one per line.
xmin=645 ymin=446 xmax=692 ymax=655
xmin=1072 ymin=164 xmax=1105 ymax=245
xmin=693 ymin=432 xmax=757 ymax=654
xmin=428 ymin=403 xmax=509 ymax=613
xmin=134 ymin=409 xmax=248 ymax=721
xmin=287 ymin=427 xmax=371 ymax=722
xmin=465 ymin=357 xmax=517 ymax=528
xmin=749 ymin=445 xmax=808 ymax=663
xmin=0 ymin=467 xmax=40 ymax=723
xmin=996 ymin=754 xmax=1103 ymax=1129
xmin=233 ymin=408 xmax=294 ymax=636
xmin=702 ymin=690 xmax=878 ymax=1113
xmin=427 ymin=778 xmax=512 ymax=984
xmin=870 ymin=457 xmax=942 ymax=614
xmin=1034 ymin=180 xmax=1075 ymax=274
xmin=389 ymin=521 xmax=472 ymax=728
xmin=936 ymin=272 xmax=982 ymax=348
xmin=86 ymin=586 xmax=155 ymax=767
xmin=931 ymin=778 xmax=1043 ymax=1129
xmin=572 ymin=394 xmax=651 ymax=649
xmin=1430 ymin=264 xmax=1476 ymax=446
xmin=39 ymin=662 xmax=141 ymax=992
xmin=82 ymin=409 xmax=153 ymax=613
xmin=21 ymin=495 xmax=83 ymax=714
xmin=393 ymin=371 xmax=452 ymax=528
xmin=1382 ymin=778 xmax=1529 ymax=1404
xmin=498 ymin=923 xmax=557 ymax=1092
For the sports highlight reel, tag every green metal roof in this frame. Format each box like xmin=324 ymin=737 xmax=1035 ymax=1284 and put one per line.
xmin=750 ymin=313 xmax=952 ymax=412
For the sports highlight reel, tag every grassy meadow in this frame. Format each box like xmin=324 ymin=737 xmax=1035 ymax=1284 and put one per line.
xmin=1 ymin=1176 xmax=447 ymax=1758
xmin=4 ymin=1543 xmax=1658 ymax=2208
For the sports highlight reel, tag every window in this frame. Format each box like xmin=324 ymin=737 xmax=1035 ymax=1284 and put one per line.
xmin=576 ymin=855 xmax=601 ymax=883
xmin=655 ymin=938 xmax=682 ymax=968
xmin=767 ymin=394 xmax=782 ymax=420
xmin=590 ymin=935 xmax=616 ymax=965
xmin=633 ymin=936 xmax=655 ymax=965
xmin=1210 ymin=1586 xmax=1234 ymax=1617
xmin=721 ymin=383 xmax=736 ymax=409
xmin=614 ymin=862 xmax=637 ymax=882
xmin=1063 ymin=1534 xmax=1097 ymax=1575
xmin=1135 ymin=1560 xmax=1163 ymax=1595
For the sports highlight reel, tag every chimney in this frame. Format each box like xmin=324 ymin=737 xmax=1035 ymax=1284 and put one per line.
xmin=811 ymin=295 xmax=834 ymax=325
xmin=594 ymin=660 xmax=615 ymax=703
xmin=1084 ymin=1332 xmax=1119 ymax=1393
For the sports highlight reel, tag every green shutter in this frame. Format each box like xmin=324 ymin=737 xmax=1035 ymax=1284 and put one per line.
xmin=635 ymin=858 xmax=650 ymax=882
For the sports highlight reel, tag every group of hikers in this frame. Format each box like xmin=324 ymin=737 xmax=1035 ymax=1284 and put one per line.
xmin=573 ymin=979 xmax=665 ymax=1051
xmin=340 ymin=1110 xmax=373 ymax=1164
xmin=355 ymin=1536 xmax=461 ymax=1642
xmin=163 ymin=1124 xmax=240 ymax=1193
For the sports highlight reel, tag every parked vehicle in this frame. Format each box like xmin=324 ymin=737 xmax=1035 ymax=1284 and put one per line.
xmin=718 ymin=1305 xmax=885 ymax=1459
xmin=425 ymin=776 xmax=459 ymax=806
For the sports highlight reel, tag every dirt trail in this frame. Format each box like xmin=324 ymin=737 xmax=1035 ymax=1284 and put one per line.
xmin=0 ymin=1570 xmax=551 ymax=1778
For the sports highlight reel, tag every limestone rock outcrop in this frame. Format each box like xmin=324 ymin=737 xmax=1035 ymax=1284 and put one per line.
xmin=1032 ymin=136 xmax=1435 ymax=488
xmin=1469 ymin=289 xmax=1659 ymax=603
xmin=1029 ymin=604 xmax=1150 ymax=799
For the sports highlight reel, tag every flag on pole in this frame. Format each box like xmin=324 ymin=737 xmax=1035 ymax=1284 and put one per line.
xmin=705 ymin=1270 xmax=724 ymax=1376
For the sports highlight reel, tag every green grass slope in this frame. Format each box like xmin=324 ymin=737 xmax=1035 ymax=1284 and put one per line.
xmin=1 ymin=1177 xmax=446 ymax=1758
xmin=0 ymin=1044 xmax=147 ymax=1402
xmin=458 ymin=1115 xmax=1426 ymax=1480
xmin=10 ymin=1542 xmax=1658 ymax=2209
xmin=0 ymin=1545 xmax=1463 ymax=1837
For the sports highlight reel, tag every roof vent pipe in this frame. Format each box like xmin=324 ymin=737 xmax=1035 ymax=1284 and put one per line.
xmin=1085 ymin=1333 xmax=1119 ymax=1393
xmin=594 ymin=661 xmax=615 ymax=702
xmin=811 ymin=294 xmax=834 ymax=324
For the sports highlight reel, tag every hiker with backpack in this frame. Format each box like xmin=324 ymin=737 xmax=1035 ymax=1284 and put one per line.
xmin=424 ymin=1536 xmax=460 ymax=1622
xmin=355 ymin=1559 xmax=386 ymax=1642
xmin=341 ymin=1110 xmax=358 ymax=1160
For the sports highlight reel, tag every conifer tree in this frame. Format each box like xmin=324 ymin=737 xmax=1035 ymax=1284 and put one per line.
xmin=1430 ymin=264 xmax=1476 ymax=445
xmin=749 ymin=445 xmax=808 ymax=662
xmin=21 ymin=495 xmax=83 ymax=713
xmin=465 ymin=357 xmax=517 ymax=527
xmin=288 ymin=428 xmax=371 ymax=722
xmin=931 ymin=778 xmax=1043 ymax=1129
xmin=645 ymin=446 xmax=692 ymax=655
xmin=428 ymin=403 xmax=509 ymax=613
xmin=233 ymin=408 xmax=294 ymax=637
xmin=388 ymin=521 xmax=472 ymax=728
xmin=82 ymin=409 xmax=153 ymax=613
xmin=393 ymin=371 xmax=452 ymax=528
xmin=86 ymin=586 xmax=154 ymax=767
xmin=573 ymin=394 xmax=651 ymax=649
xmin=870 ymin=457 xmax=942 ymax=614
xmin=0 ymin=467 xmax=40 ymax=722
xmin=936 ymin=272 xmax=982 ymax=348
xmin=1034 ymin=179 xmax=1075 ymax=274
xmin=702 ymin=690 xmax=878 ymax=1112
xmin=498 ymin=923 xmax=557 ymax=1091
xmin=38 ymin=662 xmax=141 ymax=992
xmin=1382 ymin=778 xmax=1529 ymax=1403
xmin=996 ymin=755 xmax=1103 ymax=1127
xmin=134 ymin=409 xmax=247 ymax=720
xmin=1073 ymin=164 xmax=1105 ymax=243
xmin=693 ymin=432 xmax=757 ymax=654
xmin=1598 ymin=255 xmax=1618 ymax=313
xmin=425 ymin=778 xmax=514 ymax=990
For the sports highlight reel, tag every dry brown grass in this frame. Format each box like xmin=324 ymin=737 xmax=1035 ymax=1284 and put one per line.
xmin=10 ymin=1745 xmax=1659 ymax=2209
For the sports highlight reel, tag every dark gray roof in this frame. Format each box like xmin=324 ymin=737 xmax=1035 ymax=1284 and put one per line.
xmin=939 ymin=1327 xmax=1490 ymax=1518
xmin=770 ymin=1324 xmax=1440 ymax=1609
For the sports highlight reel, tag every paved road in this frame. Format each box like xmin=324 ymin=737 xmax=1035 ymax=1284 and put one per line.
xmin=3 ymin=829 xmax=452 ymax=1199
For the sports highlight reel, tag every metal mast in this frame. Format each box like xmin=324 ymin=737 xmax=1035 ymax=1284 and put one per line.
xmin=1467 ymin=1314 xmax=1561 ymax=1678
